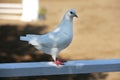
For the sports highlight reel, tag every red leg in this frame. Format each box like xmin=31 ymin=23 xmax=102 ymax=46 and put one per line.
xmin=53 ymin=58 xmax=65 ymax=65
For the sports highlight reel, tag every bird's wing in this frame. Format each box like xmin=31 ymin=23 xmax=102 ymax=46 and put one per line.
xmin=24 ymin=33 xmax=57 ymax=47
xmin=24 ymin=33 xmax=61 ymax=54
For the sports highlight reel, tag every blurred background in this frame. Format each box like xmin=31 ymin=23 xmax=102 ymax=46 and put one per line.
xmin=0 ymin=0 xmax=120 ymax=80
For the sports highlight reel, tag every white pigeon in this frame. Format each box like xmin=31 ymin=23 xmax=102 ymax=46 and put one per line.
xmin=20 ymin=9 xmax=78 ymax=65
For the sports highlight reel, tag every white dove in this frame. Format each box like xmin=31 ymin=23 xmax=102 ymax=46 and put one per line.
xmin=20 ymin=9 xmax=78 ymax=65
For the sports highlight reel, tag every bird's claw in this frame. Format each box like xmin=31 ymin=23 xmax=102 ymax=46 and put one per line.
xmin=54 ymin=60 xmax=64 ymax=65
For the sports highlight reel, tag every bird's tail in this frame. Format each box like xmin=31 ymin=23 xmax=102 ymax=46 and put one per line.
xmin=20 ymin=36 xmax=29 ymax=41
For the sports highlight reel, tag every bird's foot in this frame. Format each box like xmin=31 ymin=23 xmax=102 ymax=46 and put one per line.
xmin=54 ymin=60 xmax=64 ymax=65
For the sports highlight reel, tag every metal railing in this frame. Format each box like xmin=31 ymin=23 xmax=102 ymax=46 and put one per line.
xmin=0 ymin=59 xmax=120 ymax=77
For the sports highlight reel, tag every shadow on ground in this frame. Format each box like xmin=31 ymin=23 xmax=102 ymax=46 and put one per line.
xmin=0 ymin=24 xmax=108 ymax=80
xmin=0 ymin=24 xmax=52 ymax=63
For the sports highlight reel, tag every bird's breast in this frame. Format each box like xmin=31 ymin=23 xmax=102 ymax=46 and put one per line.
xmin=55 ymin=32 xmax=73 ymax=50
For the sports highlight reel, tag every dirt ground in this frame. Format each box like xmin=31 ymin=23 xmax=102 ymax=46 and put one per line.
xmin=40 ymin=1 xmax=120 ymax=79
xmin=40 ymin=0 xmax=120 ymax=79
xmin=0 ymin=0 xmax=120 ymax=80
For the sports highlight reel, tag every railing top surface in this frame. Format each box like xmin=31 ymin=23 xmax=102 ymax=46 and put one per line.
xmin=0 ymin=59 xmax=120 ymax=77
xmin=0 ymin=59 xmax=120 ymax=68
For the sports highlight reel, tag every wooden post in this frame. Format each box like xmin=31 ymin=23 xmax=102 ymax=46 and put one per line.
xmin=21 ymin=0 xmax=39 ymax=21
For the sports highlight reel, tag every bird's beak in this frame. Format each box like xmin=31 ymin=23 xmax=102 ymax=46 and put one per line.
xmin=74 ymin=14 xmax=78 ymax=18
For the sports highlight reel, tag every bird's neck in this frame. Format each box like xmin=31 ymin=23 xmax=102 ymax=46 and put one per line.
xmin=57 ymin=16 xmax=73 ymax=34
xmin=59 ymin=16 xmax=73 ymax=27
xmin=63 ymin=15 xmax=73 ymax=22
xmin=53 ymin=15 xmax=74 ymax=34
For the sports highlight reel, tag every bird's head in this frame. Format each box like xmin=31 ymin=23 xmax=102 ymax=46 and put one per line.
xmin=64 ymin=9 xmax=78 ymax=20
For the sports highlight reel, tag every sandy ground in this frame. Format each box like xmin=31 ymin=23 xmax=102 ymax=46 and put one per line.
xmin=40 ymin=0 xmax=120 ymax=60
xmin=41 ymin=0 xmax=120 ymax=80
xmin=0 ymin=0 xmax=120 ymax=80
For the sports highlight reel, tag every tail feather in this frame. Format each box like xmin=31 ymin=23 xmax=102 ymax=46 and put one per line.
xmin=20 ymin=36 xmax=29 ymax=41
xmin=26 ymin=34 xmax=40 ymax=37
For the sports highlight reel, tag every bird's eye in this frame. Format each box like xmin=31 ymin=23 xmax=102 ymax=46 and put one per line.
xmin=70 ymin=11 xmax=73 ymax=14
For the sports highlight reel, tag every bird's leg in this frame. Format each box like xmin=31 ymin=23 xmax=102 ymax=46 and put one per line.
xmin=54 ymin=57 xmax=64 ymax=65
xmin=52 ymin=55 xmax=64 ymax=65
xmin=51 ymin=48 xmax=64 ymax=65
